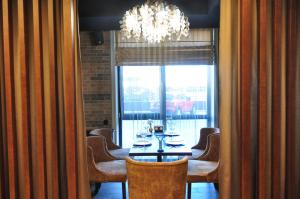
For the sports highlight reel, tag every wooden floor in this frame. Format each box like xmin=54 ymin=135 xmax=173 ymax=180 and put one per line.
xmin=93 ymin=182 xmax=219 ymax=199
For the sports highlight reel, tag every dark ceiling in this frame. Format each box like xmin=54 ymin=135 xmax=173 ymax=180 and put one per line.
xmin=78 ymin=0 xmax=219 ymax=31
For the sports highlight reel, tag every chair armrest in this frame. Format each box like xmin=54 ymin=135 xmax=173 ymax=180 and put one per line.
xmin=196 ymin=133 xmax=220 ymax=161
xmin=108 ymin=129 xmax=121 ymax=149
xmin=87 ymin=136 xmax=118 ymax=162
xmin=99 ymin=140 xmax=118 ymax=162
xmin=86 ymin=146 xmax=105 ymax=181
xmin=206 ymin=161 xmax=219 ymax=183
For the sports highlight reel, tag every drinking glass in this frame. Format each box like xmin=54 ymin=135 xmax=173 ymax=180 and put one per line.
xmin=140 ymin=125 xmax=148 ymax=142
xmin=168 ymin=120 xmax=175 ymax=135
xmin=155 ymin=132 xmax=164 ymax=152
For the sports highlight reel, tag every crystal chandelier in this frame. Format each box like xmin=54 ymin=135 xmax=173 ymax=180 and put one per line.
xmin=120 ymin=0 xmax=190 ymax=43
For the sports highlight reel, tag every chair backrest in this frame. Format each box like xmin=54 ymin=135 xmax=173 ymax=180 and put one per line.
xmin=126 ymin=157 xmax=188 ymax=199
xmin=196 ymin=128 xmax=220 ymax=150
xmin=86 ymin=136 xmax=115 ymax=163
xmin=89 ymin=128 xmax=120 ymax=150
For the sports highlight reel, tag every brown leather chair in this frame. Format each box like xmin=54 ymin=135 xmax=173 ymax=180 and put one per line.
xmin=89 ymin=128 xmax=130 ymax=159
xmin=86 ymin=136 xmax=127 ymax=198
xmin=126 ymin=157 xmax=188 ymax=199
xmin=187 ymin=133 xmax=220 ymax=199
xmin=191 ymin=128 xmax=220 ymax=159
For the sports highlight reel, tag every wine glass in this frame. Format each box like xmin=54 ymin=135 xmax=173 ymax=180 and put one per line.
xmin=140 ymin=124 xmax=148 ymax=142
xmin=155 ymin=131 xmax=164 ymax=152
xmin=168 ymin=120 xmax=175 ymax=134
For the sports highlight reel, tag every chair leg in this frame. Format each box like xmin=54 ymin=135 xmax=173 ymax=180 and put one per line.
xmin=122 ymin=182 xmax=126 ymax=199
xmin=213 ymin=183 xmax=219 ymax=192
xmin=90 ymin=182 xmax=101 ymax=196
xmin=187 ymin=183 xmax=191 ymax=199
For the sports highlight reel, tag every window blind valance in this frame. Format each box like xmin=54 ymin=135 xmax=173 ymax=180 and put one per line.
xmin=115 ymin=29 xmax=216 ymax=66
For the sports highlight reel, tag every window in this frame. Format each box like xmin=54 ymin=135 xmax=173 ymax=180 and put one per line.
xmin=113 ymin=28 xmax=218 ymax=147
xmin=118 ymin=65 xmax=216 ymax=148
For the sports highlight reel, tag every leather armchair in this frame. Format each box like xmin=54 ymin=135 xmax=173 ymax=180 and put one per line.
xmin=126 ymin=157 xmax=188 ymax=199
xmin=187 ymin=133 xmax=220 ymax=199
xmin=86 ymin=136 xmax=127 ymax=198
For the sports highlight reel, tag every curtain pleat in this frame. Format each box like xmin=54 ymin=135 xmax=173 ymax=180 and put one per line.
xmin=74 ymin=5 xmax=90 ymax=199
xmin=0 ymin=0 xmax=90 ymax=198
xmin=40 ymin=1 xmax=60 ymax=198
xmin=220 ymin=0 xmax=300 ymax=198
xmin=257 ymin=0 xmax=273 ymax=198
xmin=295 ymin=2 xmax=300 ymax=195
xmin=286 ymin=0 xmax=300 ymax=198
xmin=219 ymin=0 xmax=241 ymax=198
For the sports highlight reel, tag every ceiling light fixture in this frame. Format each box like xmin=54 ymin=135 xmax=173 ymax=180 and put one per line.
xmin=120 ymin=0 xmax=190 ymax=43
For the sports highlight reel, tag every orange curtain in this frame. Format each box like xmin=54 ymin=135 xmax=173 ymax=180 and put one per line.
xmin=0 ymin=0 xmax=90 ymax=198
xmin=219 ymin=0 xmax=300 ymax=198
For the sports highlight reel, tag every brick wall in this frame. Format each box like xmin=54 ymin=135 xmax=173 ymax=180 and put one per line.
xmin=80 ymin=31 xmax=112 ymax=130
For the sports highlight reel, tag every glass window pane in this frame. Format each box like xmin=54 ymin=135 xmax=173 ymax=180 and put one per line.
xmin=164 ymin=65 xmax=214 ymax=146
xmin=123 ymin=66 xmax=161 ymax=114
xmin=122 ymin=66 xmax=162 ymax=148
xmin=165 ymin=65 xmax=209 ymax=116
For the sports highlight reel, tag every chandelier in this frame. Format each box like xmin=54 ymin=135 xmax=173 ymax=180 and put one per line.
xmin=120 ymin=0 xmax=190 ymax=43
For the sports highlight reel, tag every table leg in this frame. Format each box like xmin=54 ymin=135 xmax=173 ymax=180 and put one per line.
xmin=157 ymin=155 xmax=162 ymax=162
xmin=187 ymin=183 xmax=191 ymax=199
xmin=122 ymin=182 xmax=126 ymax=199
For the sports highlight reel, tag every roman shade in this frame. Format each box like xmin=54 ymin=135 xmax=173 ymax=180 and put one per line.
xmin=115 ymin=29 xmax=216 ymax=66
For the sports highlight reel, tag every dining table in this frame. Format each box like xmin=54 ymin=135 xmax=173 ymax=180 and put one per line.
xmin=128 ymin=132 xmax=192 ymax=162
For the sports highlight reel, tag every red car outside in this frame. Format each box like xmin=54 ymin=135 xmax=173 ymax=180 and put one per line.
xmin=166 ymin=95 xmax=195 ymax=115
xmin=150 ymin=95 xmax=200 ymax=115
